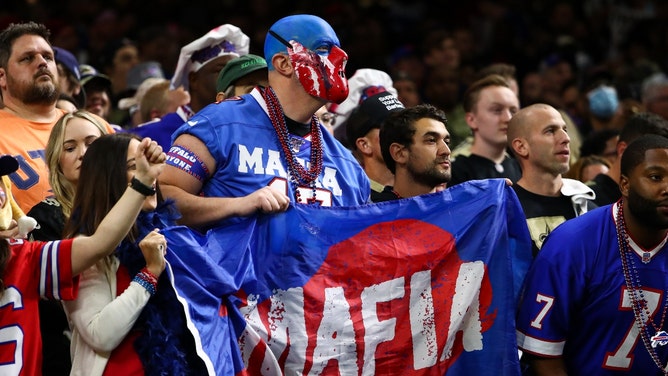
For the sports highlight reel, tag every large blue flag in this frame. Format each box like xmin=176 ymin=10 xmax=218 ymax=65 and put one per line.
xmin=164 ymin=179 xmax=532 ymax=375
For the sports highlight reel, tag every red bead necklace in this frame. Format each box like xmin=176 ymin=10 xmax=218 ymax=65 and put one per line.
xmin=616 ymin=201 xmax=668 ymax=374
xmin=260 ymin=86 xmax=323 ymax=202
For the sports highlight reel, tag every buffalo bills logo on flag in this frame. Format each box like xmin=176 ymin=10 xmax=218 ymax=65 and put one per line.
xmin=163 ymin=179 xmax=532 ymax=375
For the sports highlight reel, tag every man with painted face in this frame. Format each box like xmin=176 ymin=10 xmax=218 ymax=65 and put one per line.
xmin=159 ymin=15 xmax=370 ymax=229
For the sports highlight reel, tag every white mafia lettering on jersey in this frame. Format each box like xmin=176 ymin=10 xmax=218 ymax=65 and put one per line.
xmin=237 ymin=145 xmax=343 ymax=196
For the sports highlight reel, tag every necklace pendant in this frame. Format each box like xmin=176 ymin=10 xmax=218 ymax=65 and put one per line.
xmin=289 ymin=136 xmax=305 ymax=153
xmin=651 ymin=330 xmax=668 ymax=348
xmin=642 ymin=252 xmax=652 ymax=264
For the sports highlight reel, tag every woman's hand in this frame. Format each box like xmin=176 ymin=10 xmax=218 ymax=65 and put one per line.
xmin=138 ymin=229 xmax=167 ymax=277
xmin=133 ymin=138 xmax=166 ymax=188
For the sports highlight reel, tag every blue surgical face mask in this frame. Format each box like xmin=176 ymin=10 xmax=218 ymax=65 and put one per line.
xmin=587 ymin=85 xmax=619 ymax=119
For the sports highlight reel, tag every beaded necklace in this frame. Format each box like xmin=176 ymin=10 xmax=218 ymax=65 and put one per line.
xmin=615 ymin=201 xmax=668 ymax=374
xmin=260 ymin=86 xmax=323 ymax=202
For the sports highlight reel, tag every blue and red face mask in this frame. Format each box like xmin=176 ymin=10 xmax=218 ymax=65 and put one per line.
xmin=268 ymin=30 xmax=349 ymax=104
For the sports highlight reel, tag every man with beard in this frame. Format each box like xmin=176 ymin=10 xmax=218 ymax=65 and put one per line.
xmin=507 ymin=103 xmax=597 ymax=257
xmin=516 ymin=134 xmax=668 ymax=375
xmin=375 ymin=104 xmax=451 ymax=201
xmin=0 ymin=22 xmax=113 ymax=212
xmin=0 ymin=24 xmax=115 ymax=376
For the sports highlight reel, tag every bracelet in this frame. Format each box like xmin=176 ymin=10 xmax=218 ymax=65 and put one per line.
xmin=133 ymin=274 xmax=156 ymax=295
xmin=129 ymin=176 xmax=156 ymax=196
xmin=140 ymin=267 xmax=158 ymax=285
xmin=132 ymin=267 xmax=158 ymax=295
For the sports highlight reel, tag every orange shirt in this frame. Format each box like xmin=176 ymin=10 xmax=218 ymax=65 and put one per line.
xmin=0 ymin=109 xmax=114 ymax=212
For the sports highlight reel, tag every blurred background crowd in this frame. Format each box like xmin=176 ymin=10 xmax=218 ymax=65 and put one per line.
xmin=4 ymin=0 xmax=668 ymax=145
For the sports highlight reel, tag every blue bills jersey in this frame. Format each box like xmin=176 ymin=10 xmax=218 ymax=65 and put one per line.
xmin=516 ymin=203 xmax=668 ymax=375
xmin=170 ymin=89 xmax=370 ymax=211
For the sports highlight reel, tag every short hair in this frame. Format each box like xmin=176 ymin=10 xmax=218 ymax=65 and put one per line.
xmin=619 ymin=111 xmax=668 ymax=145
xmin=580 ymin=129 xmax=620 ymax=157
xmin=476 ymin=63 xmax=516 ymax=81
xmin=0 ymin=22 xmax=51 ymax=68
xmin=462 ymin=74 xmax=510 ymax=113
xmin=620 ymin=134 xmax=668 ymax=176
xmin=139 ymin=80 xmax=170 ymax=123
xmin=507 ymin=103 xmax=557 ymax=149
xmin=380 ymin=104 xmax=448 ymax=174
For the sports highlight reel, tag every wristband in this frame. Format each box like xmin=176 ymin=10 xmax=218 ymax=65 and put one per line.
xmin=139 ymin=267 xmax=159 ymax=285
xmin=129 ymin=176 xmax=156 ymax=196
xmin=133 ymin=274 xmax=156 ymax=295
xmin=133 ymin=267 xmax=159 ymax=295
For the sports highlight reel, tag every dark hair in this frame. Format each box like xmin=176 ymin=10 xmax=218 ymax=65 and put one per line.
xmin=64 ymin=132 xmax=144 ymax=242
xmin=57 ymin=92 xmax=78 ymax=108
xmin=580 ymin=129 xmax=619 ymax=157
xmin=0 ymin=22 xmax=51 ymax=68
xmin=619 ymin=111 xmax=668 ymax=144
xmin=380 ymin=104 xmax=448 ymax=174
xmin=620 ymin=134 xmax=668 ymax=176
xmin=96 ymin=37 xmax=136 ymax=71
xmin=462 ymin=74 xmax=510 ymax=113
xmin=420 ymin=29 xmax=453 ymax=58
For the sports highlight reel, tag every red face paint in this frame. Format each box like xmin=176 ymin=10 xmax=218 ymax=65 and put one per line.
xmin=287 ymin=41 xmax=349 ymax=104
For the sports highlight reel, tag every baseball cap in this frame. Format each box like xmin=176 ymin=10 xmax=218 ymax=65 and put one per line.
xmin=329 ymin=68 xmax=398 ymax=131
xmin=79 ymin=64 xmax=111 ymax=88
xmin=346 ymin=90 xmax=404 ymax=149
xmin=118 ymin=77 xmax=168 ymax=110
xmin=126 ymin=61 xmax=165 ymax=91
xmin=0 ymin=155 xmax=19 ymax=176
xmin=171 ymin=24 xmax=250 ymax=91
xmin=216 ymin=54 xmax=267 ymax=93
xmin=53 ymin=47 xmax=81 ymax=81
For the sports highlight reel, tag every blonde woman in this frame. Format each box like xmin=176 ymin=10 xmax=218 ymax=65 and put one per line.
xmin=27 ymin=110 xmax=110 ymax=241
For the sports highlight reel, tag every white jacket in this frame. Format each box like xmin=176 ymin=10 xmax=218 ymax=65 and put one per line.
xmin=62 ymin=256 xmax=151 ymax=376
